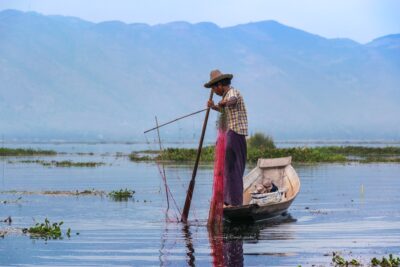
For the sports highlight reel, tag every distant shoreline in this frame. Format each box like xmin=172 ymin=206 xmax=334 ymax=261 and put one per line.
xmin=2 ymin=144 xmax=400 ymax=164
xmin=2 ymin=140 xmax=400 ymax=145
xmin=130 ymin=146 xmax=400 ymax=164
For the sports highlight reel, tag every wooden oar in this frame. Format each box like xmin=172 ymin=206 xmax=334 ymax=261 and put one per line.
xmin=181 ymin=90 xmax=214 ymax=223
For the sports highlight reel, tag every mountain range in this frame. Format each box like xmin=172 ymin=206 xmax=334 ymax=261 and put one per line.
xmin=0 ymin=9 xmax=399 ymax=141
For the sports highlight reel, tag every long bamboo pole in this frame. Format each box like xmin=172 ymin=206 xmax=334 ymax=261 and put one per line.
xmin=144 ymin=108 xmax=207 ymax=134
xmin=181 ymin=90 xmax=214 ymax=223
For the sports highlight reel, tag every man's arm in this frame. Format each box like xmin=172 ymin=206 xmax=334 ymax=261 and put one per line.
xmin=207 ymin=96 xmax=238 ymax=112
xmin=218 ymin=96 xmax=238 ymax=108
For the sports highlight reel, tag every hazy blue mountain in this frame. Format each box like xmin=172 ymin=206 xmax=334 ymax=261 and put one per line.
xmin=0 ymin=10 xmax=399 ymax=141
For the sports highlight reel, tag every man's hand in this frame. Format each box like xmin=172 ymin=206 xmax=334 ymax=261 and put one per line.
xmin=207 ymin=100 xmax=215 ymax=108
xmin=218 ymin=99 xmax=227 ymax=107
xmin=207 ymin=100 xmax=222 ymax=112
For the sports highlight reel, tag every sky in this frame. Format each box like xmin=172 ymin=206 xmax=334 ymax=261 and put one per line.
xmin=0 ymin=0 xmax=399 ymax=43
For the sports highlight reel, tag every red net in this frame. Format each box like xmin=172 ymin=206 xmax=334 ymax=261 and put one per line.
xmin=208 ymin=129 xmax=226 ymax=228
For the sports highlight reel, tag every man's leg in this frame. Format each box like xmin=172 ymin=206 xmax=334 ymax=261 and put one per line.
xmin=224 ymin=130 xmax=246 ymax=206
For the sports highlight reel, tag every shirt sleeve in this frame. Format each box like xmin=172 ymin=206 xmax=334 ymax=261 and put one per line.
xmin=225 ymin=89 xmax=239 ymax=101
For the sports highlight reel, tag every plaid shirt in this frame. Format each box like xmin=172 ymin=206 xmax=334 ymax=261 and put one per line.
xmin=222 ymin=87 xmax=248 ymax=136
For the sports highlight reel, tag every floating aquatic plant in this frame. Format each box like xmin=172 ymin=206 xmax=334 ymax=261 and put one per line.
xmin=332 ymin=252 xmax=361 ymax=266
xmin=26 ymin=218 xmax=71 ymax=240
xmin=330 ymin=252 xmax=400 ymax=267
xmin=371 ymin=254 xmax=400 ymax=266
xmin=109 ymin=189 xmax=135 ymax=201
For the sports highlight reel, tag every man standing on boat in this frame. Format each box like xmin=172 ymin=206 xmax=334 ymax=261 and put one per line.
xmin=205 ymin=70 xmax=248 ymax=207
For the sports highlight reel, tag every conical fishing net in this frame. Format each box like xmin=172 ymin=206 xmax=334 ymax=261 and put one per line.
xmin=208 ymin=111 xmax=227 ymax=227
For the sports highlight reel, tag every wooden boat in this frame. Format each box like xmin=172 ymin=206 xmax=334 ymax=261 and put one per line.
xmin=223 ymin=156 xmax=300 ymax=223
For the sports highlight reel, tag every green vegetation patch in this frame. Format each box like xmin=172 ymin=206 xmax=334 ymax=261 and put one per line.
xmin=248 ymin=133 xmax=276 ymax=150
xmin=129 ymin=132 xmax=400 ymax=164
xmin=332 ymin=252 xmax=361 ymax=266
xmin=146 ymin=145 xmax=400 ymax=164
xmin=329 ymin=252 xmax=400 ymax=267
xmin=247 ymin=147 xmax=347 ymax=163
xmin=109 ymin=189 xmax=135 ymax=201
xmin=130 ymin=145 xmax=400 ymax=163
xmin=26 ymin=218 xmax=72 ymax=239
xmin=154 ymin=146 xmax=346 ymax=163
xmin=50 ymin=161 xmax=104 ymax=167
xmin=18 ymin=160 xmax=104 ymax=167
xmin=156 ymin=146 xmax=215 ymax=162
xmin=0 ymin=147 xmax=56 ymax=156
xmin=316 ymin=146 xmax=400 ymax=156
xmin=129 ymin=153 xmax=153 ymax=161
xmin=371 ymin=254 xmax=400 ymax=266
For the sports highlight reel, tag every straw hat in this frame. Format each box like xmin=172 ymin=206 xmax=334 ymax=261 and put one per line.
xmin=204 ymin=69 xmax=233 ymax=88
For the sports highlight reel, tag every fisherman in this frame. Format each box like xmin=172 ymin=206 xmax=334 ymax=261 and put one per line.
xmin=205 ymin=70 xmax=248 ymax=207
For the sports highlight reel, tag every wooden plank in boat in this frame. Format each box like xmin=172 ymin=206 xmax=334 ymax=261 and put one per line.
xmin=257 ymin=156 xmax=292 ymax=169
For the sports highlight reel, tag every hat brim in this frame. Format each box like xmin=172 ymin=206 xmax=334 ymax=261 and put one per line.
xmin=204 ymin=74 xmax=233 ymax=88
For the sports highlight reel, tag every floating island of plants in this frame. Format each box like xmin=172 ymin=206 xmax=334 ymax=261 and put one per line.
xmin=108 ymin=189 xmax=135 ymax=201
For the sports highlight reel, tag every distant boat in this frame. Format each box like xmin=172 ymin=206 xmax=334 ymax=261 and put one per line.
xmin=223 ymin=156 xmax=300 ymax=223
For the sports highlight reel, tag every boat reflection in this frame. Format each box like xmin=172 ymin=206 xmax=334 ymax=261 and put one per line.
xmin=224 ymin=213 xmax=296 ymax=242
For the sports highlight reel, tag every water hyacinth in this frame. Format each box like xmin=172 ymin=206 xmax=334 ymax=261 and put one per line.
xmin=26 ymin=218 xmax=71 ymax=240
xmin=109 ymin=189 xmax=135 ymax=201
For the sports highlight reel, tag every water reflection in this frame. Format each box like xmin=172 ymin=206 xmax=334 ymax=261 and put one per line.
xmin=175 ymin=214 xmax=296 ymax=266
xmin=159 ymin=226 xmax=168 ymax=267
xmin=223 ymin=213 xmax=296 ymax=241
xmin=224 ymin=239 xmax=244 ymax=267
xmin=209 ymin=229 xmax=245 ymax=267
xmin=183 ymin=225 xmax=196 ymax=267
xmin=208 ymin=226 xmax=225 ymax=267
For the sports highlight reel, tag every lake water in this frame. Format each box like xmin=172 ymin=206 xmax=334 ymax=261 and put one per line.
xmin=1 ymin=143 xmax=400 ymax=266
